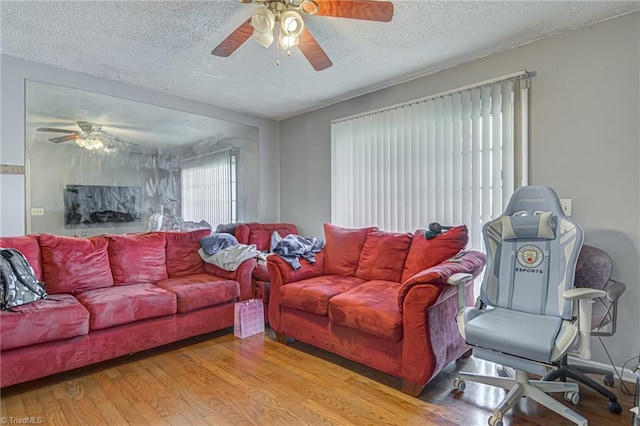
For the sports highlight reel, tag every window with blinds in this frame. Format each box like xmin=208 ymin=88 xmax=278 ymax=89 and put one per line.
xmin=331 ymin=74 xmax=529 ymax=251
xmin=181 ymin=149 xmax=237 ymax=227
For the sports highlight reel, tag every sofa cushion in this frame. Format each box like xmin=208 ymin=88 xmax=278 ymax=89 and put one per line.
xmin=161 ymin=230 xmax=211 ymax=277
xmin=0 ymin=294 xmax=90 ymax=350
xmin=155 ymin=273 xmax=239 ymax=313
xmin=107 ymin=233 xmax=168 ymax=285
xmin=328 ymin=280 xmax=403 ymax=343
xmin=75 ymin=284 xmax=177 ymax=330
xmin=38 ymin=234 xmax=113 ymax=294
xmin=401 ymin=225 xmax=469 ymax=282
xmin=324 ymin=224 xmax=377 ymax=276
xmin=0 ymin=235 xmax=43 ymax=281
xmin=356 ymin=230 xmax=412 ymax=282
xmin=279 ymin=275 xmax=366 ymax=315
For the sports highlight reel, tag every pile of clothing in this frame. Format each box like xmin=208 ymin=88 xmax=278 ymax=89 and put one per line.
xmin=199 ymin=233 xmax=261 ymax=271
xmin=200 ymin=231 xmax=324 ymax=271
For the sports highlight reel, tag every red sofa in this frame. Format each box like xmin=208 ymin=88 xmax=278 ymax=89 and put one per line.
xmin=0 ymin=229 xmax=256 ymax=388
xmin=267 ymin=223 xmax=486 ymax=396
xmin=234 ymin=222 xmax=298 ymax=315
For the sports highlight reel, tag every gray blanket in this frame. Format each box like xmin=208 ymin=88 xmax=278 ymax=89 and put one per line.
xmin=273 ymin=234 xmax=324 ymax=270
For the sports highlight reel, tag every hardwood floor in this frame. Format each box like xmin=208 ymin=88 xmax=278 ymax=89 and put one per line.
xmin=1 ymin=329 xmax=634 ymax=425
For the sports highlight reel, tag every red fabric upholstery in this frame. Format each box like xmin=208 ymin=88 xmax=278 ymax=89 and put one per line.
xmin=161 ymin=229 xmax=211 ymax=277
xmin=401 ymin=225 xmax=469 ymax=282
xmin=107 ymin=233 xmax=168 ymax=285
xmin=155 ymin=273 xmax=239 ymax=313
xmin=76 ymin=284 xmax=177 ymax=330
xmin=0 ymin=294 xmax=89 ymax=350
xmin=1 ymin=337 xmax=89 ymax=388
xmin=355 ymin=230 xmax=412 ymax=282
xmin=324 ymin=224 xmax=377 ymax=276
xmin=328 ymin=280 xmax=403 ymax=343
xmin=398 ymin=250 xmax=487 ymax=313
xmin=38 ymin=234 xmax=113 ymax=294
xmin=0 ymin=230 xmax=253 ymax=388
xmin=279 ymin=275 xmax=365 ymax=315
xmin=268 ymin=252 xmax=325 ymax=284
xmin=269 ymin=223 xmax=487 ymax=395
xmin=255 ymin=281 xmax=270 ymax=303
xmin=0 ymin=235 xmax=43 ymax=281
xmin=252 ymin=263 xmax=270 ymax=281
xmin=235 ymin=223 xmax=298 ymax=251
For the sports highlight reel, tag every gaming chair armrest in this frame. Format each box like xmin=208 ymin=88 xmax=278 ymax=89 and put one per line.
xmin=562 ymin=288 xmax=606 ymax=301
xmin=563 ymin=288 xmax=606 ymax=360
xmin=446 ymin=273 xmax=474 ymax=311
xmin=605 ymin=280 xmax=626 ymax=303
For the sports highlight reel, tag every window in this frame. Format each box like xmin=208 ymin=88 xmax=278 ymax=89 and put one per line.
xmin=331 ymin=73 xmax=529 ymax=251
xmin=181 ymin=149 xmax=237 ymax=226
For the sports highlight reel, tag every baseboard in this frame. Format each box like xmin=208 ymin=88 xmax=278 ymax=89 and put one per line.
xmin=567 ymin=354 xmax=637 ymax=383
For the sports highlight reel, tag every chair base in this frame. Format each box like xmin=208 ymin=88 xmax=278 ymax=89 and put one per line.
xmin=456 ymin=369 xmax=587 ymax=426
xmin=544 ymin=363 xmax=622 ymax=414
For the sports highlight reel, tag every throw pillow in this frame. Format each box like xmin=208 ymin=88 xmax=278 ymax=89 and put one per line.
xmin=324 ymin=223 xmax=378 ymax=276
xmin=355 ymin=230 xmax=413 ymax=282
xmin=401 ymin=225 xmax=469 ymax=282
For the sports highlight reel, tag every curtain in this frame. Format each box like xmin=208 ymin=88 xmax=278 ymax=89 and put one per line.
xmin=331 ymin=75 xmax=528 ymax=251
xmin=181 ymin=149 xmax=235 ymax=226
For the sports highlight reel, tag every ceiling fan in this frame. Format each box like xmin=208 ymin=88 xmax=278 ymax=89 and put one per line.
xmin=211 ymin=0 xmax=394 ymax=71
xmin=36 ymin=121 xmax=136 ymax=152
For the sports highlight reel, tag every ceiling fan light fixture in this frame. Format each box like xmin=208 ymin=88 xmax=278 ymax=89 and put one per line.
xmin=76 ymin=137 xmax=104 ymax=150
xmin=280 ymin=10 xmax=304 ymax=37
xmin=250 ymin=7 xmax=275 ymax=33
xmin=252 ymin=29 xmax=274 ymax=48
xmin=299 ymin=0 xmax=319 ymax=15
xmin=279 ymin=32 xmax=299 ymax=50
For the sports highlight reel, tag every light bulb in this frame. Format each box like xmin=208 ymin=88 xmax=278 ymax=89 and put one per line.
xmin=279 ymin=32 xmax=299 ymax=50
xmin=280 ymin=11 xmax=304 ymax=37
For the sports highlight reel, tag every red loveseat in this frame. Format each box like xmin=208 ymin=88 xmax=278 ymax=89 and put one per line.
xmin=267 ymin=223 xmax=486 ymax=396
xmin=0 ymin=229 xmax=255 ymax=388
xmin=234 ymin=222 xmax=298 ymax=315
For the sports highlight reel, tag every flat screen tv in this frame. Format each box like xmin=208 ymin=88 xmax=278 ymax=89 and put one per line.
xmin=64 ymin=184 xmax=142 ymax=227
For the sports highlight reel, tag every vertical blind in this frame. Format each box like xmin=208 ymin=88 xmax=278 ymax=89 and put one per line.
xmin=181 ymin=149 xmax=235 ymax=226
xmin=331 ymin=74 xmax=529 ymax=251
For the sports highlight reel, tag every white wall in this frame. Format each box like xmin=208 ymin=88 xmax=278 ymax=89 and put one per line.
xmin=279 ymin=13 xmax=640 ymax=369
xmin=0 ymin=55 xmax=281 ymax=236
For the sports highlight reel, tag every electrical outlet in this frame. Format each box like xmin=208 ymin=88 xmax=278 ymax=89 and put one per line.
xmin=31 ymin=208 xmax=44 ymax=216
xmin=560 ymin=199 xmax=573 ymax=216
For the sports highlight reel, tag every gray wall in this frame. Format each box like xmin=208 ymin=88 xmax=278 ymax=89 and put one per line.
xmin=279 ymin=13 xmax=640 ymax=368
xmin=0 ymin=55 xmax=281 ymax=236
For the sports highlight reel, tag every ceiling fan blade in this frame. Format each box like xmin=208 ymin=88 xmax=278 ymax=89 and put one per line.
xmin=36 ymin=127 xmax=76 ymax=134
xmin=314 ymin=0 xmax=393 ymax=22
xmin=298 ymin=27 xmax=333 ymax=71
xmin=49 ymin=134 xmax=80 ymax=144
xmin=212 ymin=19 xmax=253 ymax=57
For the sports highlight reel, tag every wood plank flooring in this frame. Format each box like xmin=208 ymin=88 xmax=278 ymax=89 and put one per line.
xmin=1 ymin=328 xmax=634 ymax=425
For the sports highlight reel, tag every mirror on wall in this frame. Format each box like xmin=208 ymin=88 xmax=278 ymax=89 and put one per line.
xmin=25 ymin=80 xmax=259 ymax=237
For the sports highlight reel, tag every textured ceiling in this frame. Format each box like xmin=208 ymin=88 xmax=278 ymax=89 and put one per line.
xmin=2 ymin=1 xmax=639 ymax=120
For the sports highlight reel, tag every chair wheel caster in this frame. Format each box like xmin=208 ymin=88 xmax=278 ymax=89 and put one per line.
xmin=564 ymin=391 xmax=580 ymax=405
xmin=608 ymin=399 xmax=622 ymax=414
xmin=453 ymin=378 xmax=466 ymax=391
xmin=488 ymin=415 xmax=503 ymax=426
xmin=603 ymin=374 xmax=615 ymax=387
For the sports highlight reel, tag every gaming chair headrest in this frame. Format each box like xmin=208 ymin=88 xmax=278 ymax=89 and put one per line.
xmin=503 ymin=186 xmax=565 ymax=217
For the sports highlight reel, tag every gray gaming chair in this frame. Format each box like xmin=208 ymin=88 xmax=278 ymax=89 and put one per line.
xmin=448 ymin=186 xmax=603 ymax=426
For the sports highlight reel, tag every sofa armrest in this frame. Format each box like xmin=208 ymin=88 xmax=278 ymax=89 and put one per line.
xmin=266 ymin=251 xmax=325 ymax=284
xmin=397 ymin=250 xmax=486 ymax=313
xmin=266 ymin=251 xmax=325 ymax=332
xmin=203 ymin=258 xmax=257 ymax=300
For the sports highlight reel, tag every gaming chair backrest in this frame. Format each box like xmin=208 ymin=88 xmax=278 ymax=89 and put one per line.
xmin=480 ymin=186 xmax=583 ymax=320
